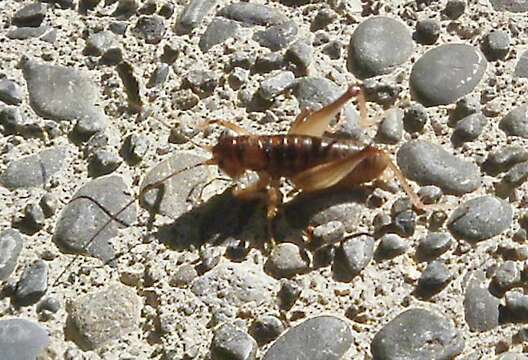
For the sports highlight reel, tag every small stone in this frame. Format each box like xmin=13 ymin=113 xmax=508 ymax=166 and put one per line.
xmin=482 ymin=30 xmax=510 ymax=61
xmin=403 ymin=103 xmax=428 ymax=133
xmin=84 ymin=31 xmax=118 ymax=56
xmin=310 ymin=7 xmax=337 ymax=31
xmin=504 ymin=292 xmax=528 ymax=323
xmin=489 ymin=0 xmax=528 ymax=11
xmin=278 ymin=279 xmax=301 ymax=310
xmin=254 ymin=53 xmax=286 ymax=73
xmin=67 ymin=283 xmax=141 ymax=350
xmin=0 ymin=107 xmax=38 ymax=136
xmin=7 ymin=25 xmax=50 ymax=40
xmin=513 ymin=229 xmax=527 ymax=243
xmin=23 ymin=202 xmax=46 ymax=230
xmin=286 ymin=39 xmax=313 ymax=71
xmin=417 ymin=260 xmax=452 ymax=296
xmin=417 ymin=232 xmax=452 ymax=260
xmin=122 ymin=134 xmax=149 ymax=164
xmin=397 ymin=140 xmax=481 ymax=195
xmin=88 ymin=149 xmax=122 ymax=177
xmin=313 ymin=30 xmax=330 ymax=46
xmin=371 ymin=309 xmax=464 ymax=359
xmin=199 ymin=17 xmax=240 ymax=52
xmin=415 ymin=19 xmax=440 ymax=45
xmin=376 ymin=234 xmax=408 ymax=259
xmin=311 ymin=221 xmax=345 ymax=245
xmin=228 ymin=68 xmax=249 ymax=89
xmin=322 ymin=40 xmax=342 ymax=60
xmin=184 ymin=70 xmax=218 ymax=96
xmin=250 ymin=315 xmax=284 ymax=346
xmin=347 ymin=16 xmax=413 ymax=79
xmin=13 ymin=3 xmax=47 ymax=27
xmin=362 ymin=79 xmax=400 ymax=106
xmin=444 ymin=0 xmax=466 ymax=19
xmin=483 ymin=145 xmax=528 ymax=176
xmin=146 ymin=63 xmax=170 ymax=89
xmin=37 ymin=296 xmax=61 ymax=314
xmin=500 ymin=105 xmax=528 ymax=139
xmin=112 ymin=0 xmax=138 ymax=18
xmin=172 ymin=89 xmax=199 ymax=110
xmin=334 ymin=234 xmax=374 ymax=277
xmin=211 ymin=323 xmax=257 ymax=360
xmin=0 ymin=319 xmax=49 ymax=360
xmin=218 ymin=3 xmax=287 ymax=26
xmin=229 ymin=52 xmax=255 ymax=70
xmin=258 ymin=71 xmax=295 ymax=101
xmin=170 ymin=264 xmax=198 ymax=287
xmin=262 ymin=316 xmax=352 ymax=360
xmin=376 ymin=108 xmax=403 ymax=144
xmin=198 ymin=246 xmax=222 ymax=273
xmin=464 ymin=272 xmax=500 ymax=332
xmin=14 ymin=259 xmax=48 ymax=306
xmin=0 ymin=79 xmax=23 ymax=106
xmin=448 ymin=196 xmax=513 ymax=242
xmin=452 ymin=95 xmax=481 ymax=121
xmin=175 ymin=0 xmax=216 ymax=34
xmin=159 ymin=2 xmax=175 ymax=18
xmin=498 ymin=161 xmax=528 ymax=196
xmin=138 ymin=0 xmax=156 ymax=14
xmin=418 ymin=185 xmax=443 ymax=205
xmin=132 ymin=15 xmax=166 ymax=44
xmin=453 ymin=113 xmax=487 ymax=144
xmin=373 ymin=213 xmax=392 ymax=232
xmin=265 ymin=243 xmax=309 ymax=278
xmin=253 ymin=21 xmax=298 ymax=51
xmin=393 ymin=210 xmax=416 ymax=237
xmin=515 ymin=50 xmax=528 ymax=78
xmin=0 ymin=229 xmax=24 ymax=280
xmin=109 ymin=21 xmax=128 ymax=35
xmin=491 ymin=261 xmax=521 ymax=295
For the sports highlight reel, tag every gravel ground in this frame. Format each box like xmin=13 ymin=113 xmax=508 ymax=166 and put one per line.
xmin=1 ymin=0 xmax=528 ymax=359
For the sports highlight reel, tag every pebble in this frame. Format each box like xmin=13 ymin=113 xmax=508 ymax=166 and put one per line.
xmin=371 ymin=308 xmax=464 ymax=359
xmin=334 ymin=234 xmax=374 ymax=277
xmin=376 ymin=234 xmax=409 ymax=259
xmin=112 ymin=0 xmax=139 ymax=19
xmin=362 ymin=79 xmax=400 ymax=106
xmin=172 ymin=89 xmax=199 ymax=110
xmin=403 ymin=103 xmax=428 ymax=133
xmin=483 ymin=145 xmax=528 ymax=175
xmin=417 ymin=185 xmax=443 ymax=205
xmin=0 ymin=79 xmax=23 ymax=106
xmin=12 ymin=2 xmax=47 ymax=27
xmin=410 ymin=44 xmax=487 ymax=106
xmin=14 ymin=259 xmax=48 ymax=306
xmin=499 ymin=105 xmax=528 ymax=138
xmin=497 ymin=353 xmax=528 ymax=360
xmin=397 ymin=140 xmax=481 ymax=195
xmin=0 ymin=318 xmax=49 ymax=360
xmin=198 ymin=246 xmax=222 ymax=273
xmin=265 ymin=243 xmax=309 ymax=278
xmin=311 ymin=221 xmax=345 ymax=245
xmin=448 ymin=196 xmax=513 ymax=242
xmin=228 ymin=68 xmax=249 ymax=89
xmin=253 ymin=21 xmax=298 ymax=51
xmin=464 ymin=271 xmax=500 ymax=332
xmin=322 ymin=40 xmax=342 ymax=60
xmin=131 ymin=15 xmax=165 ymax=44
xmin=7 ymin=25 xmax=52 ymax=40
xmin=122 ymin=133 xmax=149 ymax=164
xmin=1 ymin=146 xmax=70 ymax=189
xmin=159 ymin=2 xmax=174 ymax=18
xmin=0 ymin=229 xmax=23 ymax=281
xmin=218 ymin=3 xmax=287 ymax=26
xmin=146 ymin=63 xmax=170 ymax=89
xmin=416 ymin=260 xmax=452 ymax=296
xmin=184 ymin=69 xmax=218 ymax=96
xmin=310 ymin=7 xmax=337 ymax=31
xmin=21 ymin=57 xmax=107 ymax=134
xmin=88 ymin=149 xmax=122 ymax=177
xmin=376 ymin=108 xmax=404 ymax=144
xmin=175 ymin=0 xmax=216 ymax=34
xmin=109 ymin=21 xmax=128 ymax=35
xmin=23 ymin=202 xmax=46 ymax=230
xmin=393 ymin=209 xmax=417 ymax=237
xmin=67 ymin=282 xmax=141 ymax=350
xmin=452 ymin=95 xmax=481 ymax=121
xmin=504 ymin=292 xmax=528 ymax=322
xmin=254 ymin=52 xmax=286 ymax=73
xmin=262 ymin=316 xmax=352 ymax=360
xmin=489 ymin=0 xmax=528 ymax=12
xmin=286 ymin=39 xmax=313 ymax=71
xmin=417 ymin=232 xmax=452 ymax=260
xmin=250 ymin=315 xmax=284 ymax=345
xmin=37 ymin=296 xmax=61 ymax=314
xmin=347 ymin=16 xmax=413 ymax=78
xmin=482 ymin=30 xmax=510 ymax=61
xmin=415 ymin=19 xmax=441 ymax=45
xmin=278 ymin=279 xmax=301 ymax=310
xmin=169 ymin=264 xmax=198 ymax=287
xmin=498 ymin=161 xmax=528 ymax=196
xmin=258 ymin=71 xmax=295 ymax=101
xmin=452 ymin=113 xmax=487 ymax=144
xmin=491 ymin=261 xmax=521 ymax=295
xmin=229 ymin=52 xmax=255 ymax=70
xmin=444 ymin=0 xmax=466 ymax=19
xmin=211 ymin=323 xmax=257 ymax=360
xmin=515 ymin=50 xmax=528 ymax=78
xmin=53 ymin=175 xmax=136 ymax=263
xmin=199 ymin=18 xmax=241 ymax=52
xmin=84 ymin=30 xmax=118 ymax=57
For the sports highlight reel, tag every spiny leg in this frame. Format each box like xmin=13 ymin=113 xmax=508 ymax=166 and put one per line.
xmin=200 ymin=119 xmax=250 ymax=135
xmin=265 ymin=180 xmax=282 ymax=251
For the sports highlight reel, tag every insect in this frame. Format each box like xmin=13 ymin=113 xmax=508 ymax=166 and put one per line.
xmin=54 ymin=84 xmax=427 ymax=284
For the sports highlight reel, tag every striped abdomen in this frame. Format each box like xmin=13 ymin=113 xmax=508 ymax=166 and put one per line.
xmin=212 ymin=134 xmax=364 ymax=178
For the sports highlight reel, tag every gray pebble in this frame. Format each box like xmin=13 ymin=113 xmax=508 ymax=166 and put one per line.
xmin=278 ymin=279 xmax=301 ymax=310
xmin=415 ymin=19 xmax=441 ymax=45
xmin=265 ymin=243 xmax=309 ymax=278
xmin=322 ymin=40 xmax=342 ymax=60
xmin=286 ymin=39 xmax=313 ymax=71
xmin=23 ymin=202 xmax=46 ymax=230
xmin=313 ymin=30 xmax=331 ymax=46
xmin=67 ymin=282 xmax=141 ymax=350
xmin=146 ymin=63 xmax=170 ymax=89
xmin=253 ymin=21 xmax=298 ymax=51
xmin=172 ymin=89 xmax=199 ymax=110
xmin=199 ymin=17 xmax=241 ymax=52
xmin=7 ymin=25 xmax=50 ymax=40
xmin=14 ymin=259 xmax=48 ymax=306
xmin=417 ymin=260 xmax=452 ymax=296
xmin=53 ymin=176 xmax=136 ymax=263
xmin=491 ymin=261 xmax=521 ymax=295
xmin=229 ymin=51 xmax=255 ymax=70
xmin=464 ymin=272 xmax=500 ymax=332
xmin=448 ymin=196 xmax=512 ymax=242
xmin=254 ymin=52 xmax=286 ymax=73
xmin=397 ymin=140 xmax=481 ymax=195
xmin=122 ymin=133 xmax=149 ymax=164
xmin=109 ymin=21 xmax=128 ymax=35
xmin=169 ymin=264 xmax=198 ymax=287
xmin=347 ymin=16 xmax=413 ymax=79
xmin=499 ymin=104 xmax=528 ymax=138
xmin=0 ymin=229 xmax=24 ymax=281
xmin=504 ymin=292 xmax=528 ymax=322
xmin=0 ymin=79 xmax=23 ymax=106
xmin=12 ymin=2 xmax=47 ymax=27
xmin=444 ymin=0 xmax=466 ymax=19
xmin=0 ymin=318 xmax=49 ymax=360
xmin=418 ymin=185 xmax=443 ymax=205
xmin=263 ymin=316 xmax=352 ymax=360
xmin=334 ymin=234 xmax=374 ymax=277
xmin=132 ymin=15 xmax=166 ymax=44
xmin=393 ymin=210 xmax=416 ymax=237
xmin=453 ymin=113 xmax=487 ymax=144
xmin=497 ymin=161 xmax=528 ymax=196
xmin=376 ymin=108 xmax=403 ymax=144
xmin=489 ymin=0 xmax=528 ymax=12
xmin=37 ymin=296 xmax=61 ymax=314
xmin=21 ymin=57 xmax=108 ymax=131
xmin=362 ymin=79 xmax=400 ymax=106
xmin=211 ymin=323 xmax=257 ymax=360
xmin=1 ymin=146 xmax=70 ymax=189
xmin=410 ymin=44 xmax=487 ymax=106
xmin=482 ymin=30 xmax=510 ymax=61
xmin=310 ymin=7 xmax=337 ymax=31
xmin=218 ymin=3 xmax=287 ymax=26
xmin=520 ymin=212 xmax=528 ymax=230
xmin=176 ymin=0 xmax=216 ymax=34
xmin=228 ymin=68 xmax=249 ymax=89
xmin=373 ymin=212 xmax=392 ymax=233
xmin=515 ymin=50 xmax=528 ymax=78
xmin=88 ymin=149 xmax=122 ymax=177
xmin=112 ymin=0 xmax=139 ymax=19
xmin=198 ymin=246 xmax=222 ymax=273
xmin=159 ymin=1 xmax=174 ymax=18
xmin=84 ymin=31 xmax=118 ymax=57
xmin=452 ymin=95 xmax=481 ymax=121
xmin=311 ymin=221 xmax=345 ymax=245
xmin=403 ymin=103 xmax=428 ymax=133
xmin=250 ymin=315 xmax=284 ymax=346
xmin=184 ymin=69 xmax=218 ymax=96
xmin=483 ymin=145 xmax=528 ymax=175
xmin=138 ymin=0 xmax=156 ymax=15
xmin=258 ymin=71 xmax=295 ymax=101
xmin=376 ymin=234 xmax=409 ymax=259
xmin=417 ymin=232 xmax=452 ymax=260
xmin=371 ymin=308 xmax=464 ymax=359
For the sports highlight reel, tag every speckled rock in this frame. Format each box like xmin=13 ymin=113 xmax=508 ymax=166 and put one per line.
xmin=253 ymin=21 xmax=298 ymax=51
xmin=410 ymin=44 xmax=487 ymax=106
xmin=334 ymin=234 xmax=374 ymax=277
xmin=376 ymin=108 xmax=404 ymax=144
xmin=396 ymin=140 xmax=481 ymax=195
xmin=483 ymin=145 xmax=528 ymax=175
xmin=262 ymin=316 xmax=353 ymax=360
xmin=416 ymin=260 xmax=452 ymax=296
xmin=210 ymin=323 xmax=257 ymax=360
xmin=66 ymin=282 xmax=141 ymax=350
xmin=1 ymin=146 xmax=70 ymax=189
xmin=0 ymin=229 xmax=23 ymax=280
xmin=218 ymin=3 xmax=287 ymax=26
xmin=448 ymin=196 xmax=512 ymax=242
xmin=0 ymin=318 xmax=49 ymax=360
xmin=515 ymin=50 xmax=528 ymax=78
xmin=489 ymin=0 xmax=528 ymax=12
xmin=199 ymin=18 xmax=241 ymax=52
xmin=371 ymin=308 xmax=464 ymax=359
xmin=131 ymin=15 xmax=166 ymax=44
xmin=482 ymin=30 xmax=510 ymax=61
xmin=265 ymin=243 xmax=309 ymax=278
xmin=176 ymin=0 xmax=217 ymax=34
xmin=453 ymin=113 xmax=487 ymax=144
xmin=504 ymin=292 xmax=528 ymax=322
xmin=0 ymin=79 xmax=23 ymax=105
xmin=499 ymin=105 xmax=528 ymax=139
xmin=53 ymin=175 xmax=137 ymax=263
xmin=347 ymin=16 xmax=413 ymax=79
xmin=464 ymin=271 xmax=500 ymax=332
xmin=417 ymin=232 xmax=452 ymax=260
